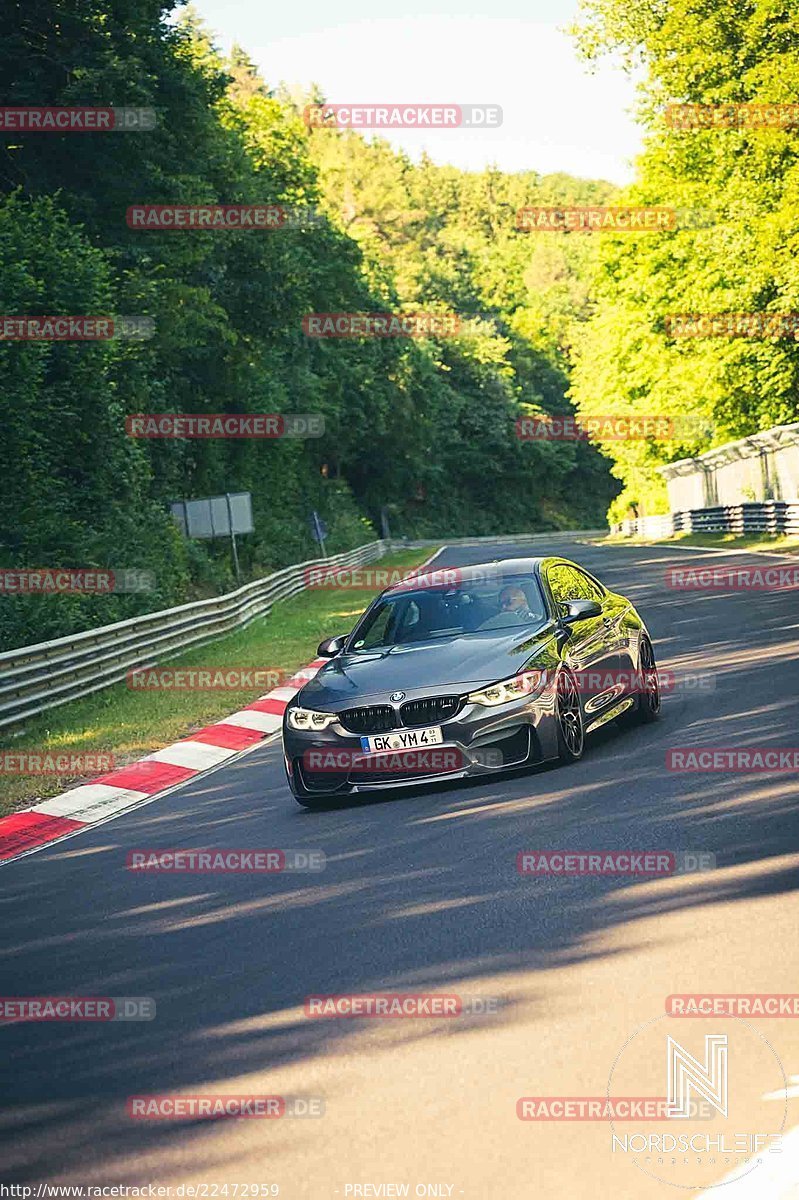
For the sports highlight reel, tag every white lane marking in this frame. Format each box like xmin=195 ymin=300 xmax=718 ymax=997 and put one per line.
xmin=285 ymin=668 xmax=321 ymax=685
xmin=763 ymin=1075 xmax=799 ymax=1102
xmin=144 ymin=741 xmax=236 ymax=769
xmin=417 ymin=545 xmax=447 ymax=569
xmin=223 ymin=708 xmax=285 ymax=732
xmin=694 ymin=1124 xmax=799 ymax=1197
xmin=34 ymin=783 xmax=150 ymax=821
xmin=605 ymin=540 xmax=799 ymax=562
xmin=262 ymin=686 xmax=301 ymax=704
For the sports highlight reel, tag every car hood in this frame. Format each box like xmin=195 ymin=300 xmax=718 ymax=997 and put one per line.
xmin=296 ymin=622 xmax=554 ymax=708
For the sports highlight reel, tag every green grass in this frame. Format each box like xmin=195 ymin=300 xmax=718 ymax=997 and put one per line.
xmin=0 ymin=547 xmax=437 ymax=817
xmin=598 ymin=531 xmax=799 ymax=554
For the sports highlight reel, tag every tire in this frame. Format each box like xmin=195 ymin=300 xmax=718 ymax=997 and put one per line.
xmin=556 ymin=669 xmax=585 ymax=762
xmin=629 ymin=636 xmax=661 ymax=725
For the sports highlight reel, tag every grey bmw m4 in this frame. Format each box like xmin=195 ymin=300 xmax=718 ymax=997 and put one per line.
xmin=282 ymin=557 xmax=660 ymax=806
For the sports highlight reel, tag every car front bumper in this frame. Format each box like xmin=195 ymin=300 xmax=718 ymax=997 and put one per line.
xmin=282 ymin=689 xmax=561 ymax=796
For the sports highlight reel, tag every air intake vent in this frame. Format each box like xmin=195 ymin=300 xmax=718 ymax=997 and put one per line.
xmin=338 ymin=705 xmax=396 ymax=734
xmin=400 ymin=696 xmax=462 ymax=726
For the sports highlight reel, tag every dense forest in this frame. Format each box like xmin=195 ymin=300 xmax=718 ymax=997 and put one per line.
xmin=0 ymin=1 xmax=621 ymax=649
xmin=4 ymin=0 xmax=796 ymax=650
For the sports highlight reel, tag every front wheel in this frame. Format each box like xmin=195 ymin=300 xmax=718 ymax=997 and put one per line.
xmin=630 ymin=636 xmax=661 ymax=724
xmin=556 ymin=669 xmax=585 ymax=762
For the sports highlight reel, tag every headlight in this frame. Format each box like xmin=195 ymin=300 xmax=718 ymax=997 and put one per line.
xmin=467 ymin=670 xmax=549 ymax=707
xmin=287 ymin=706 xmax=340 ymax=731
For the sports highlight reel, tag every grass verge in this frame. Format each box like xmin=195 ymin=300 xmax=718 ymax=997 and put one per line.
xmin=0 ymin=546 xmax=438 ymax=817
xmin=597 ymin=531 xmax=799 ymax=554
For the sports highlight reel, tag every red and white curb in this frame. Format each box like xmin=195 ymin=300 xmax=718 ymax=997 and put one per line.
xmin=0 ymin=547 xmax=444 ymax=867
xmin=0 ymin=660 xmax=327 ymax=866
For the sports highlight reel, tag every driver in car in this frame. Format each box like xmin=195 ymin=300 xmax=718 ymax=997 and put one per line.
xmin=479 ymin=584 xmax=540 ymax=629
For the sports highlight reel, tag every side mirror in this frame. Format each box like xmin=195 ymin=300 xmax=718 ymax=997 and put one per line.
xmin=560 ymin=598 xmax=602 ymax=624
xmin=317 ymin=635 xmax=347 ymax=658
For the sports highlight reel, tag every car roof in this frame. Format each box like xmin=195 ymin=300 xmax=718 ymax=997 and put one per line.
xmin=381 ymin=555 xmax=572 ymax=597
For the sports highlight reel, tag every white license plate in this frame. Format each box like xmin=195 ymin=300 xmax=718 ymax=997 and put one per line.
xmin=360 ymin=726 xmax=443 ymax=753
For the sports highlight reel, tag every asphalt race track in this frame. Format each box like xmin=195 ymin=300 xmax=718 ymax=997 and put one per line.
xmin=2 ymin=537 xmax=798 ymax=1198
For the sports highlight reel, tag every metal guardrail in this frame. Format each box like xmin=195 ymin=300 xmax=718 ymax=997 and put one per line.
xmin=396 ymin=530 xmax=609 ymax=548
xmin=0 ymin=540 xmax=388 ymax=732
xmin=0 ymin=529 xmax=610 ymax=732
xmin=613 ymin=502 xmax=799 ymax=539
xmin=681 ymin=502 xmax=799 ymax=534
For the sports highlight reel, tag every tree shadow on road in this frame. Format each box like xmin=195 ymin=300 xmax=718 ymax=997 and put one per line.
xmin=1 ymin=545 xmax=798 ymax=1183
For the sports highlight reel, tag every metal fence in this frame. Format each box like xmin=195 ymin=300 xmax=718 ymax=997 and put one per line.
xmin=659 ymin=422 xmax=799 ymax=510
xmin=0 ymin=529 xmax=608 ymax=732
xmin=0 ymin=540 xmax=388 ymax=732
xmin=613 ymin=502 xmax=799 ymax=539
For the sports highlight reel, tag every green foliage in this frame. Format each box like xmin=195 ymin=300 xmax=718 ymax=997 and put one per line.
xmin=570 ymin=0 xmax=799 ymax=517
xmin=0 ymin=2 xmax=617 ymax=650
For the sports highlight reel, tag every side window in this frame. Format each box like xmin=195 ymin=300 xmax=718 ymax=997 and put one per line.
xmin=564 ymin=568 xmax=594 ymax=601
xmin=573 ymin=569 xmax=604 ymax=601
xmin=546 ymin=565 xmax=572 ymax=608
xmin=547 ymin=564 xmax=602 ymax=610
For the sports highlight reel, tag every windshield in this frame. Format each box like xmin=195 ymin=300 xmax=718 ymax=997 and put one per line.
xmin=347 ymin=573 xmax=547 ymax=652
